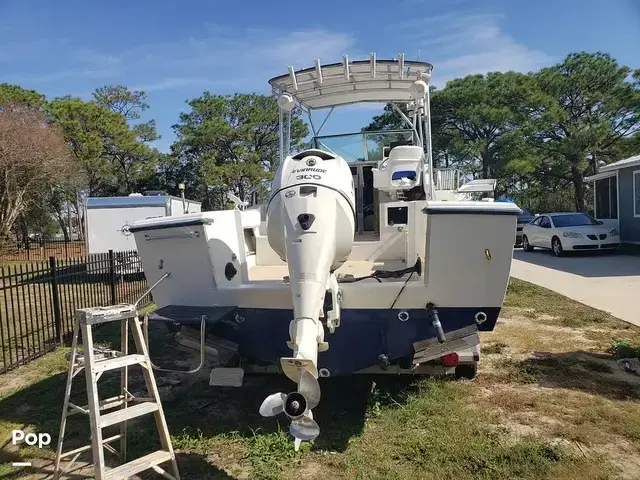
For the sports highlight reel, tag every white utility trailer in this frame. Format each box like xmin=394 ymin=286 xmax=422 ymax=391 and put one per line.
xmin=84 ymin=194 xmax=201 ymax=274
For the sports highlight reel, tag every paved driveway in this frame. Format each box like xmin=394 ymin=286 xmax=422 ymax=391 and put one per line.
xmin=510 ymin=250 xmax=640 ymax=327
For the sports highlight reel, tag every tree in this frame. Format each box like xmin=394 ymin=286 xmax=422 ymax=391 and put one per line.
xmin=0 ymin=83 xmax=46 ymax=109
xmin=531 ymin=52 xmax=640 ymax=211
xmin=19 ymin=200 xmax=60 ymax=238
xmin=613 ymin=132 xmax=640 ymax=159
xmin=48 ymin=98 xmax=119 ymax=196
xmin=92 ymin=85 xmax=149 ymax=120
xmin=362 ymin=93 xmax=456 ymax=167
xmin=0 ymin=103 xmax=76 ymax=238
xmin=363 ymin=102 xmax=407 ymax=131
xmin=92 ymin=85 xmax=162 ymax=194
xmin=171 ymin=93 xmax=308 ymax=208
xmin=363 ymin=76 xmax=538 ymax=183
xmin=93 ymin=85 xmax=160 ymax=144
xmin=432 ymin=72 xmax=542 ymax=181
xmin=48 ymin=96 xmax=159 ymax=197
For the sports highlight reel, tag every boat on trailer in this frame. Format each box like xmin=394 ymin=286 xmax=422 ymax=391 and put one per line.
xmin=130 ymin=53 xmax=521 ymax=449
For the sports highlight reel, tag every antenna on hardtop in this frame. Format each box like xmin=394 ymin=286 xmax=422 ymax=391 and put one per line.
xmin=178 ymin=182 xmax=187 ymax=214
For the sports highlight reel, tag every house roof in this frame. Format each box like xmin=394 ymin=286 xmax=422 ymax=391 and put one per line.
xmin=584 ymin=154 xmax=640 ymax=182
xmin=85 ymin=195 xmax=201 ymax=209
xmin=584 ymin=171 xmax=617 ymax=182
xmin=600 ymin=154 xmax=640 ymax=172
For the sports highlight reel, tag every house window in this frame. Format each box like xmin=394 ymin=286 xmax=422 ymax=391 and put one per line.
xmin=595 ymin=176 xmax=618 ymax=219
xmin=635 ymin=171 xmax=640 ymax=218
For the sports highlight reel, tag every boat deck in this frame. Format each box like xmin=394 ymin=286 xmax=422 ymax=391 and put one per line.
xmin=248 ymin=259 xmax=415 ymax=283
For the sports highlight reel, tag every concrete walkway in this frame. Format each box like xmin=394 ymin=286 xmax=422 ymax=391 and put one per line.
xmin=510 ymin=250 xmax=640 ymax=327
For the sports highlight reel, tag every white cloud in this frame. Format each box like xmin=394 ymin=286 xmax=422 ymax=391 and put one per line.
xmin=393 ymin=11 xmax=555 ymax=87
xmin=0 ymin=10 xmax=555 ymax=150
xmin=3 ymin=27 xmax=356 ymax=94
xmin=3 ymin=12 xmax=552 ymax=95
xmin=129 ymin=77 xmax=213 ymax=93
xmin=1 ymin=38 xmax=124 ymax=86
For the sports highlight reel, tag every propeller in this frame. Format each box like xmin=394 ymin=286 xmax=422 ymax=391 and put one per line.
xmin=259 ymin=371 xmax=321 ymax=450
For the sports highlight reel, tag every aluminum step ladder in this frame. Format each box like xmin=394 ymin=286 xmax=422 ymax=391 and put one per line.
xmin=53 ymin=304 xmax=181 ymax=480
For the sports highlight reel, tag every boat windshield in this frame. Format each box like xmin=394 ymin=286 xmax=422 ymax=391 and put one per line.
xmin=313 ymin=130 xmax=414 ymax=163
xmin=552 ymin=213 xmax=600 ymax=227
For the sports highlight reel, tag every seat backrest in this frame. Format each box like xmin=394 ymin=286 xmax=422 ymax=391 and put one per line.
xmin=386 ymin=145 xmax=423 ymax=165
xmin=387 ymin=146 xmax=422 ymax=186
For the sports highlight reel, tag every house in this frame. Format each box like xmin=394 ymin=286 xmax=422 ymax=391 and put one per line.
xmin=585 ymin=154 xmax=640 ymax=245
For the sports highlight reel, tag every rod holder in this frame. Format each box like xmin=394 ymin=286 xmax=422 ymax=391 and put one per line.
xmin=426 ymin=302 xmax=446 ymax=343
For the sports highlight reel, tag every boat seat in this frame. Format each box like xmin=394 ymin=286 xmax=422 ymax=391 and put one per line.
xmin=373 ymin=145 xmax=423 ymax=192
xmin=392 ymin=170 xmax=417 ymax=181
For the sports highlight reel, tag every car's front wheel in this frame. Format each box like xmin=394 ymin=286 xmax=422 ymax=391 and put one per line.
xmin=552 ymin=236 xmax=564 ymax=257
xmin=522 ymin=235 xmax=534 ymax=252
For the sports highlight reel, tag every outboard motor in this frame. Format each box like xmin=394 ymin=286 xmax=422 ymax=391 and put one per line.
xmin=267 ymin=149 xmax=355 ymax=378
xmin=261 ymin=149 xmax=355 ymax=448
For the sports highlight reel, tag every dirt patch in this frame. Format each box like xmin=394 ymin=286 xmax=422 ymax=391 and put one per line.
xmin=475 ymin=304 xmax=640 ymax=480
xmin=473 ymin=372 xmax=640 ymax=478
xmin=594 ymin=441 xmax=640 ymax=480
xmin=0 ymin=349 xmax=69 ymax=399
xmin=483 ymin=316 xmax=602 ymax=353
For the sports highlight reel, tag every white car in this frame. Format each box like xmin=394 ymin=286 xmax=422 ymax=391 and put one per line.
xmin=521 ymin=212 xmax=620 ymax=257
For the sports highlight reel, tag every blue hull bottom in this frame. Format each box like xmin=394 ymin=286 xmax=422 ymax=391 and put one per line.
xmin=156 ymin=306 xmax=500 ymax=376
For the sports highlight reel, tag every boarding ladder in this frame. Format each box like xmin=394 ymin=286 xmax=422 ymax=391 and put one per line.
xmin=53 ymin=304 xmax=180 ymax=480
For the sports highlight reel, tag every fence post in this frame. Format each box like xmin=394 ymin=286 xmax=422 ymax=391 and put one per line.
xmin=49 ymin=256 xmax=63 ymax=345
xmin=108 ymin=250 xmax=117 ymax=305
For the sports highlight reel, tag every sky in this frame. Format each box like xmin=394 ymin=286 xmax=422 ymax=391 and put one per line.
xmin=1 ymin=0 xmax=639 ymax=153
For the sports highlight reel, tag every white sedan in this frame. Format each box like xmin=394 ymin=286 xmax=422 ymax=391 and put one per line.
xmin=521 ymin=212 xmax=620 ymax=257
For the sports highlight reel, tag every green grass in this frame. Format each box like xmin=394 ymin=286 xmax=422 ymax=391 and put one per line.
xmin=504 ymin=278 xmax=618 ymax=328
xmin=1 ymin=279 xmax=639 ymax=479
xmin=334 ymin=380 xmax=596 ymax=480
xmin=504 ymin=277 xmax=640 ymax=351
xmin=0 ymin=242 xmax=85 ymax=264
xmin=482 ymin=342 xmax=508 ymax=355
xmin=608 ymin=340 xmax=640 ymax=359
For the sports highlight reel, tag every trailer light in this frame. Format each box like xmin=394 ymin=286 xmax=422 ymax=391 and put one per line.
xmin=441 ymin=353 xmax=459 ymax=367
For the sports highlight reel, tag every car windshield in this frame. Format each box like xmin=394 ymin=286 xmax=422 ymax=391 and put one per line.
xmin=552 ymin=214 xmax=600 ymax=228
xmin=518 ymin=208 xmax=534 ymax=221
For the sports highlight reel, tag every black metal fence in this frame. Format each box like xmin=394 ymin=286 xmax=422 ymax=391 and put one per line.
xmin=0 ymin=250 xmax=151 ymax=374
xmin=0 ymin=237 xmax=85 ymax=261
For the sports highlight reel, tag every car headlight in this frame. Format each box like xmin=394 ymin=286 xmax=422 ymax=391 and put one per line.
xmin=609 ymin=229 xmax=619 ymax=237
xmin=562 ymin=232 xmax=583 ymax=238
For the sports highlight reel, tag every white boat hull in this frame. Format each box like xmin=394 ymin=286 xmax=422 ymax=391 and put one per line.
xmin=130 ymin=200 xmax=519 ymax=376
